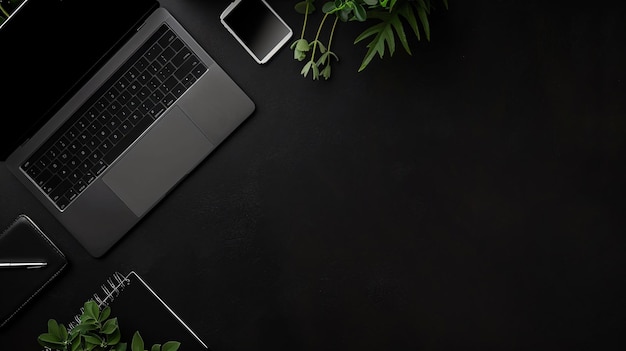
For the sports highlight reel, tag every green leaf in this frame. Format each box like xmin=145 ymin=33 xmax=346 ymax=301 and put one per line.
xmin=301 ymin=59 xmax=321 ymax=80
xmin=70 ymin=330 xmax=81 ymax=343
xmin=355 ymin=12 xmax=398 ymax=72
xmin=321 ymin=1 xmax=336 ymax=14
xmin=354 ymin=21 xmax=385 ymax=43
xmin=311 ymin=61 xmax=320 ymax=79
xmin=71 ymin=339 xmax=82 ymax=351
xmin=72 ymin=322 xmax=97 ymax=334
xmin=114 ymin=342 xmax=128 ymax=351
xmin=398 ymin=3 xmax=420 ymax=41
xmin=382 ymin=24 xmax=395 ymax=57
xmin=296 ymin=39 xmax=310 ymax=52
xmin=47 ymin=319 xmax=60 ymax=337
xmin=339 ymin=8 xmax=351 ymax=22
xmin=390 ymin=15 xmax=410 ymax=55
xmin=416 ymin=2 xmax=431 ymax=40
xmin=80 ymin=313 xmax=96 ymax=323
xmin=84 ymin=300 xmax=99 ymax=320
xmin=294 ymin=1 xmax=315 ymax=14
xmin=353 ymin=3 xmax=367 ymax=21
xmin=300 ymin=60 xmax=316 ymax=78
xmin=99 ymin=306 xmax=111 ymax=322
xmin=312 ymin=39 xmax=327 ymax=53
xmin=131 ymin=331 xmax=144 ymax=351
xmin=353 ymin=0 xmax=438 ymax=72
xmin=291 ymin=39 xmax=310 ymax=61
xmin=363 ymin=0 xmax=377 ymax=5
xmin=84 ymin=334 xmax=103 ymax=345
xmin=321 ymin=64 xmax=332 ymax=79
xmin=316 ymin=51 xmax=339 ymax=67
xmin=161 ymin=341 xmax=181 ymax=351
xmin=107 ymin=327 xmax=122 ymax=345
xmin=293 ymin=49 xmax=307 ymax=61
xmin=101 ymin=318 xmax=119 ymax=334
xmin=37 ymin=333 xmax=65 ymax=348
xmin=316 ymin=51 xmax=329 ymax=66
xmin=151 ymin=344 xmax=161 ymax=351
xmin=354 ymin=23 xmax=385 ymax=71
xmin=60 ymin=324 xmax=69 ymax=342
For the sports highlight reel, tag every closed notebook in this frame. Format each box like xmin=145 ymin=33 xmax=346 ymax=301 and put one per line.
xmin=0 ymin=214 xmax=68 ymax=328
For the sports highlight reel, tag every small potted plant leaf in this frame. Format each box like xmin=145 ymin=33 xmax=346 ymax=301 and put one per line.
xmin=38 ymin=300 xmax=180 ymax=351
xmin=291 ymin=0 xmax=448 ymax=80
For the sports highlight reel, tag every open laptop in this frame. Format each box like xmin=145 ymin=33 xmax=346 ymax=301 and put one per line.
xmin=0 ymin=0 xmax=255 ymax=257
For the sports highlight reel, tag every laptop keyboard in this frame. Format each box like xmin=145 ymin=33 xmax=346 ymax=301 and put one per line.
xmin=20 ymin=23 xmax=208 ymax=211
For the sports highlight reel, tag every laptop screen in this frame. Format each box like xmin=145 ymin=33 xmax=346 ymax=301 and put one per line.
xmin=0 ymin=0 xmax=158 ymax=161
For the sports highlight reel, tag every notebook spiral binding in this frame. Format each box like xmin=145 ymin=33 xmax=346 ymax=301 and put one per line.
xmin=67 ymin=271 xmax=130 ymax=330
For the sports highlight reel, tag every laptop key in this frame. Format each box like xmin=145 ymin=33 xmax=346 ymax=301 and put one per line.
xmin=102 ymin=115 xmax=153 ymax=164
xmin=50 ymin=179 xmax=72 ymax=202
xmin=193 ymin=63 xmax=208 ymax=78
xmin=174 ymin=54 xmax=199 ymax=80
xmin=34 ymin=169 xmax=51 ymax=187
xmin=57 ymin=197 xmax=70 ymax=211
xmin=42 ymin=175 xmax=62 ymax=194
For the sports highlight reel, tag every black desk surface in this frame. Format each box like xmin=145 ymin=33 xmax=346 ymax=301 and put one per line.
xmin=2 ymin=1 xmax=625 ymax=350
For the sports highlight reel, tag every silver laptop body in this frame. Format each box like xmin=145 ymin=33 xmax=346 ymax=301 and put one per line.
xmin=5 ymin=7 xmax=255 ymax=257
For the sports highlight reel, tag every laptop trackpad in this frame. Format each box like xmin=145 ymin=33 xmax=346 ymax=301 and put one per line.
xmin=103 ymin=106 xmax=214 ymax=217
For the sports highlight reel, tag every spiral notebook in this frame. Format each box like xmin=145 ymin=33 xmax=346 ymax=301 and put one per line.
xmin=67 ymin=271 xmax=209 ymax=350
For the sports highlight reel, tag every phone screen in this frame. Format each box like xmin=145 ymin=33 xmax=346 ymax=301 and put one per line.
xmin=221 ymin=0 xmax=293 ymax=64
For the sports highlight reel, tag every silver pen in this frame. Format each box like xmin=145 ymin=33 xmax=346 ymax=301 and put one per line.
xmin=0 ymin=261 xmax=48 ymax=269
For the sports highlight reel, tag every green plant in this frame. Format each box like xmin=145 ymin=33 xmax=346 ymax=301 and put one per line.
xmin=0 ymin=0 xmax=24 ymax=25
xmin=38 ymin=300 xmax=180 ymax=351
xmin=291 ymin=0 xmax=448 ymax=80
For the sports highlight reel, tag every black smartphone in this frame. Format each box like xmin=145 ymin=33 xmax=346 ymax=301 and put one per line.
xmin=220 ymin=0 xmax=293 ymax=64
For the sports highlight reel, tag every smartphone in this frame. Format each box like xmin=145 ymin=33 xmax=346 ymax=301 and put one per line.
xmin=220 ymin=0 xmax=293 ymax=64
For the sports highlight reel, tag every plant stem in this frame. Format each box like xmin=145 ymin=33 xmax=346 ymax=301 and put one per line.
xmin=1 ymin=4 xmax=10 ymax=18
xmin=300 ymin=1 xmax=310 ymax=40
xmin=310 ymin=12 xmax=330 ymax=60
xmin=327 ymin=15 xmax=339 ymax=53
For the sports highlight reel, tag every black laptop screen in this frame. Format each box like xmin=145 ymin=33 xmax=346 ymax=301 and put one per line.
xmin=0 ymin=0 xmax=158 ymax=161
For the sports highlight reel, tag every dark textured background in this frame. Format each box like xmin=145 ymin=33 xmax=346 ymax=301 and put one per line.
xmin=1 ymin=1 xmax=625 ymax=350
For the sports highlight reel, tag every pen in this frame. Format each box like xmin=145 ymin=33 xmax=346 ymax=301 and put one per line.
xmin=0 ymin=261 xmax=48 ymax=269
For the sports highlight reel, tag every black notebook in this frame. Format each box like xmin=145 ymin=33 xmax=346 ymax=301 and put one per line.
xmin=66 ymin=271 xmax=209 ymax=350
xmin=0 ymin=214 xmax=68 ymax=328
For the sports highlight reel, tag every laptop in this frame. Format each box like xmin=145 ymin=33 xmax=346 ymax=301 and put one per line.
xmin=0 ymin=0 xmax=255 ymax=257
